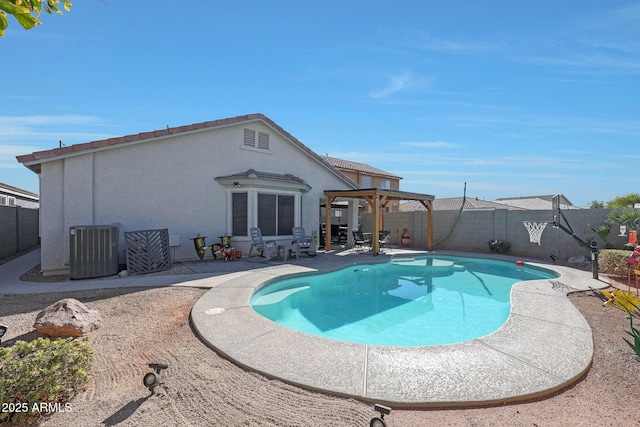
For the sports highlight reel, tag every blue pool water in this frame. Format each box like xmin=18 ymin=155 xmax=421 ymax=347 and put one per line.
xmin=250 ymin=255 xmax=558 ymax=346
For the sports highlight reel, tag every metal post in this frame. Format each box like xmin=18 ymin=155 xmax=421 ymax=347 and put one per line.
xmin=590 ymin=240 xmax=599 ymax=280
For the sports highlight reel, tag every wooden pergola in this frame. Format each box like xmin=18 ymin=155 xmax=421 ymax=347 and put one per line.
xmin=323 ymin=188 xmax=435 ymax=255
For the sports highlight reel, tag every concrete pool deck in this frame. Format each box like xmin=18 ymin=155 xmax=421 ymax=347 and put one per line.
xmin=190 ymin=250 xmax=607 ymax=407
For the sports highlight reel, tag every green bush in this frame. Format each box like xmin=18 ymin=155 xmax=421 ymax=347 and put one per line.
xmin=488 ymin=239 xmax=511 ymax=254
xmin=0 ymin=337 xmax=93 ymax=424
xmin=598 ymin=249 xmax=632 ymax=277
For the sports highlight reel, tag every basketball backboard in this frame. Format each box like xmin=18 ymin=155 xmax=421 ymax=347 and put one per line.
xmin=552 ymin=194 xmax=560 ymax=226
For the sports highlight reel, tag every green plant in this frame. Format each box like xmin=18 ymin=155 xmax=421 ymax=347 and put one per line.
xmin=588 ymin=222 xmax=611 ymax=247
xmin=608 ymin=207 xmax=640 ymax=232
xmin=598 ymin=249 xmax=632 ymax=277
xmin=602 ymin=289 xmax=640 ymax=358
xmin=488 ymin=239 xmax=511 ymax=254
xmin=0 ymin=337 xmax=93 ymax=424
xmin=607 ymin=193 xmax=640 ymax=209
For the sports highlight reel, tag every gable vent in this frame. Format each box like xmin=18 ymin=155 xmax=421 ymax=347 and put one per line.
xmin=258 ymin=132 xmax=270 ymax=149
xmin=244 ymin=128 xmax=256 ymax=146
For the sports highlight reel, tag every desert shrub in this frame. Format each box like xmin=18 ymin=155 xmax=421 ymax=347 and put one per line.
xmin=598 ymin=249 xmax=632 ymax=277
xmin=0 ymin=337 xmax=93 ymax=424
xmin=488 ymin=239 xmax=511 ymax=254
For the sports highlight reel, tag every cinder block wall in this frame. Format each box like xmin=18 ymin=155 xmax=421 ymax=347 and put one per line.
xmin=0 ymin=206 xmax=40 ymax=259
xmin=361 ymin=208 xmax=620 ymax=262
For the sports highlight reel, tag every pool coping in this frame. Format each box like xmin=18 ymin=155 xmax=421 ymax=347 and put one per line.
xmin=190 ymin=252 xmax=606 ymax=407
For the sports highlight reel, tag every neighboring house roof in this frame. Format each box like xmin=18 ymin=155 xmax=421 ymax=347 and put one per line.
xmin=0 ymin=182 xmax=39 ymax=201
xmin=16 ymin=113 xmax=359 ymax=190
xmin=494 ymin=194 xmax=574 ymax=205
xmin=401 ymin=197 xmax=520 ymax=211
xmin=493 ymin=195 xmax=578 ymax=210
xmin=320 ymin=155 xmax=401 ymax=180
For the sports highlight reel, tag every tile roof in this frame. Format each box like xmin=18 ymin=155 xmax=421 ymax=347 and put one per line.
xmin=16 ymin=114 xmax=263 ymax=167
xmin=216 ymin=169 xmax=307 ymax=185
xmin=320 ymin=155 xmax=401 ymax=179
xmin=15 ymin=113 xmax=359 ymax=189
xmin=494 ymin=194 xmax=574 ymax=206
xmin=400 ymin=197 xmax=524 ymax=211
xmin=493 ymin=197 xmax=579 ymax=210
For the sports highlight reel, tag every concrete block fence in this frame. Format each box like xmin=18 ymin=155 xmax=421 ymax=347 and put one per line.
xmin=0 ymin=205 xmax=39 ymax=259
xmin=361 ymin=208 xmax=624 ymax=263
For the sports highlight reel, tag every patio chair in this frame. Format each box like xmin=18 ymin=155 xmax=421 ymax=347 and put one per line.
xmin=249 ymin=227 xmax=280 ymax=261
xmin=379 ymin=230 xmax=391 ymax=251
xmin=352 ymin=230 xmax=371 ymax=252
xmin=292 ymin=227 xmax=317 ymax=260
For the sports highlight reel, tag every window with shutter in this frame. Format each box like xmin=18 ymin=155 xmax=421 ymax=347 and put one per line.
xmin=258 ymin=132 xmax=269 ymax=149
xmin=243 ymin=128 xmax=256 ymax=147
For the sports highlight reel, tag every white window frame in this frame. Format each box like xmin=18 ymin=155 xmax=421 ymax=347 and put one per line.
xmin=225 ymin=187 xmax=301 ymax=239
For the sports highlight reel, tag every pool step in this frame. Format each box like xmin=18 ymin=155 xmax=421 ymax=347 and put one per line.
xmin=252 ymin=285 xmax=310 ymax=306
xmin=392 ymin=258 xmax=465 ymax=277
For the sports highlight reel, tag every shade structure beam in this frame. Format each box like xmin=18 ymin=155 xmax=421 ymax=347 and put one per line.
xmin=323 ymin=188 xmax=435 ymax=255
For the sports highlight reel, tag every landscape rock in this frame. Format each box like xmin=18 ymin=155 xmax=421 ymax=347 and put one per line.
xmin=34 ymin=298 xmax=101 ymax=337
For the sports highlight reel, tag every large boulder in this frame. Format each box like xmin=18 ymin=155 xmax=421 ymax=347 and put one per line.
xmin=34 ymin=298 xmax=101 ymax=337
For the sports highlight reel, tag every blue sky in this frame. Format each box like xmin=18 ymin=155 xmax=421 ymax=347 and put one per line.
xmin=1 ymin=1 xmax=638 ymax=206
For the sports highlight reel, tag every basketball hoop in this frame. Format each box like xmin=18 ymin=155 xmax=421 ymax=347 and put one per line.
xmin=523 ymin=221 xmax=548 ymax=245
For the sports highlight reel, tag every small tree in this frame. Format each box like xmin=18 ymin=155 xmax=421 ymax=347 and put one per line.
xmin=0 ymin=0 xmax=72 ymax=37
xmin=607 ymin=193 xmax=640 ymax=209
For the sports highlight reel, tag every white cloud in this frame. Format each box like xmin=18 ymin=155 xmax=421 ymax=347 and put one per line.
xmin=370 ymin=72 xmax=414 ymax=99
xmin=0 ymin=114 xmax=113 ymax=145
xmin=407 ymin=32 xmax=501 ymax=55
xmin=400 ymin=141 xmax=460 ymax=148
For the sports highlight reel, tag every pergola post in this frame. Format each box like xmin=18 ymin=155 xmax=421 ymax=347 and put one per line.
xmin=324 ymin=195 xmax=335 ymax=252
xmin=324 ymin=188 xmax=435 ymax=255
xmin=372 ymin=195 xmax=380 ymax=255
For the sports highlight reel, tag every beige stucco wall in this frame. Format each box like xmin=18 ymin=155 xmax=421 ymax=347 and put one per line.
xmin=38 ymin=120 xmax=353 ymax=275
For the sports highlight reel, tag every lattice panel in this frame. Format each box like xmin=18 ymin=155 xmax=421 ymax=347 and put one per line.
xmin=125 ymin=229 xmax=171 ymax=275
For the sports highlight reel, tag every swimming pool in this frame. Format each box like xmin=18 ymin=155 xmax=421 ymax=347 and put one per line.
xmin=251 ymin=255 xmax=557 ymax=346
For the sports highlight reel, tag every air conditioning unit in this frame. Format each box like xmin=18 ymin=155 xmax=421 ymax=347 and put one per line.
xmin=69 ymin=225 xmax=119 ymax=279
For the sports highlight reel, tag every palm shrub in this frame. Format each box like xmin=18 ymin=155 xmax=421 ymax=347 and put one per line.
xmin=0 ymin=337 xmax=93 ymax=424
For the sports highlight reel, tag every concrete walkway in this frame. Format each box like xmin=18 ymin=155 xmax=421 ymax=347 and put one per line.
xmin=0 ymin=248 xmax=609 ymax=407
xmin=0 ymin=248 xmax=214 ymax=294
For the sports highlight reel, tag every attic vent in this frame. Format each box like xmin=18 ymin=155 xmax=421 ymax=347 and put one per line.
xmin=244 ymin=128 xmax=256 ymax=146
xmin=258 ymin=132 xmax=269 ymax=149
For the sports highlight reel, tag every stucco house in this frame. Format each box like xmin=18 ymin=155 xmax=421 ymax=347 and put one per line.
xmin=17 ymin=113 xmax=359 ymax=276
xmin=0 ymin=182 xmax=39 ymax=209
